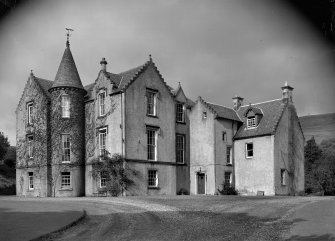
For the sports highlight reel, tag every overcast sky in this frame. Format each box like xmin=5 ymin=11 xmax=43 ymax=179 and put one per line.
xmin=0 ymin=0 xmax=334 ymax=145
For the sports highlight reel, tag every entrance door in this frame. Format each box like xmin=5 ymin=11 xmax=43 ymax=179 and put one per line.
xmin=197 ymin=173 xmax=205 ymax=194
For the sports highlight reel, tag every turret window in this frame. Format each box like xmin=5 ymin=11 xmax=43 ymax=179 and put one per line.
xmin=62 ymin=134 xmax=71 ymax=162
xmin=61 ymin=95 xmax=70 ymax=118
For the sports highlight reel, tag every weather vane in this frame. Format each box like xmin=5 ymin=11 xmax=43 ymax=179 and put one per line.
xmin=65 ymin=28 xmax=74 ymax=47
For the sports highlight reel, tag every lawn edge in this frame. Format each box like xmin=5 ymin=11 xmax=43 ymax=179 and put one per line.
xmin=29 ymin=209 xmax=87 ymax=241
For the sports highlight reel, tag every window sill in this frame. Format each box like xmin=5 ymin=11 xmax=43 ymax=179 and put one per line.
xmin=226 ymin=163 xmax=233 ymax=166
xmin=27 ymin=189 xmax=34 ymax=192
xmin=176 ymin=121 xmax=186 ymax=125
xmin=62 ymin=161 xmax=71 ymax=164
xmin=146 ymin=114 xmax=158 ymax=118
xmin=148 ymin=186 xmax=159 ymax=190
xmin=98 ymin=115 xmax=107 ymax=119
xmin=246 ymin=156 xmax=253 ymax=159
xmin=59 ymin=188 xmax=73 ymax=191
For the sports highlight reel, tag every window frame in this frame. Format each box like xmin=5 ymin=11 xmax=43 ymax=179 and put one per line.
xmin=202 ymin=111 xmax=207 ymax=119
xmin=281 ymin=169 xmax=286 ymax=186
xmin=148 ymin=169 xmax=158 ymax=188
xmin=245 ymin=142 xmax=253 ymax=158
xmin=27 ymin=102 xmax=33 ymax=125
xmin=61 ymin=171 xmax=71 ymax=189
xmin=61 ymin=95 xmax=70 ymax=118
xmin=61 ymin=134 xmax=71 ymax=163
xmin=176 ymin=134 xmax=185 ymax=163
xmin=147 ymin=127 xmax=158 ymax=161
xmin=247 ymin=117 xmax=256 ymax=129
xmin=98 ymin=127 xmax=108 ymax=156
xmin=100 ymin=171 xmax=107 ymax=188
xmin=27 ymin=135 xmax=34 ymax=159
xmin=146 ymin=89 xmax=158 ymax=117
xmin=28 ymin=172 xmax=34 ymax=190
xmin=176 ymin=102 xmax=185 ymax=123
xmin=98 ymin=90 xmax=106 ymax=116
xmin=224 ymin=172 xmax=232 ymax=186
xmin=222 ymin=131 xmax=226 ymax=141
xmin=226 ymin=146 xmax=232 ymax=165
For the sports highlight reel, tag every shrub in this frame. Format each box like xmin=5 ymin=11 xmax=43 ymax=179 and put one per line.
xmin=0 ymin=184 xmax=16 ymax=195
xmin=177 ymin=188 xmax=189 ymax=195
xmin=218 ymin=183 xmax=238 ymax=195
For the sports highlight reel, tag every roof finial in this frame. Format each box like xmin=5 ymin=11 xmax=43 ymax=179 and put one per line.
xmin=178 ymin=81 xmax=181 ymax=87
xmin=30 ymin=69 xmax=34 ymax=76
xmin=65 ymin=28 xmax=74 ymax=47
xmin=285 ymin=80 xmax=288 ymax=86
xmin=149 ymin=54 xmax=152 ymax=62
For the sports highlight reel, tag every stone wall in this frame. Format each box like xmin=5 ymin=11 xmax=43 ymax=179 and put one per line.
xmin=16 ymin=77 xmax=50 ymax=197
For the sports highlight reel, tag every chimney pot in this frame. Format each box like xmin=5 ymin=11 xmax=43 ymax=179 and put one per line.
xmin=100 ymin=57 xmax=108 ymax=71
xmin=232 ymin=95 xmax=244 ymax=110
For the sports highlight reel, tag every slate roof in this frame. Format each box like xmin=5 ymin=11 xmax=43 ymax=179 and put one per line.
xmin=234 ymin=99 xmax=287 ymax=140
xmin=34 ymin=77 xmax=53 ymax=97
xmin=243 ymin=106 xmax=263 ymax=117
xmin=51 ymin=46 xmax=85 ymax=91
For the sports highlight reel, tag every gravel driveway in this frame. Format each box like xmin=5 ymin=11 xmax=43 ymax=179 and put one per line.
xmin=0 ymin=195 xmax=331 ymax=241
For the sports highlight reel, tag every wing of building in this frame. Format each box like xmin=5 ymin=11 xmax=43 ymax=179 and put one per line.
xmin=16 ymin=39 xmax=304 ymax=197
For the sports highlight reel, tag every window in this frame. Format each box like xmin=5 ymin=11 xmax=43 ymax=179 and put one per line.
xmin=202 ymin=111 xmax=207 ymax=119
xmin=61 ymin=95 xmax=70 ymax=118
xmin=227 ymin=146 xmax=232 ymax=164
xmin=27 ymin=135 xmax=34 ymax=158
xmin=28 ymin=172 xmax=34 ymax=190
xmin=224 ymin=172 xmax=232 ymax=186
xmin=100 ymin=172 xmax=107 ymax=188
xmin=246 ymin=143 xmax=253 ymax=158
xmin=222 ymin=132 xmax=226 ymax=141
xmin=146 ymin=89 xmax=157 ymax=116
xmin=61 ymin=172 xmax=71 ymax=188
xmin=147 ymin=127 xmax=158 ymax=161
xmin=176 ymin=102 xmax=185 ymax=122
xmin=62 ymin=134 xmax=70 ymax=162
xmin=281 ymin=169 xmax=286 ymax=186
xmin=247 ymin=117 xmax=256 ymax=128
xmin=98 ymin=90 xmax=106 ymax=116
xmin=148 ymin=170 xmax=158 ymax=187
xmin=27 ymin=102 xmax=33 ymax=124
xmin=98 ymin=128 xmax=107 ymax=156
xmin=176 ymin=134 xmax=185 ymax=163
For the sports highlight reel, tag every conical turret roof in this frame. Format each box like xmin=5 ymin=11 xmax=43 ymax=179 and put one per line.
xmin=50 ymin=43 xmax=84 ymax=90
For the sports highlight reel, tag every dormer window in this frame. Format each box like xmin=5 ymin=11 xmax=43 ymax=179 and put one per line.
xmin=247 ymin=117 xmax=256 ymax=128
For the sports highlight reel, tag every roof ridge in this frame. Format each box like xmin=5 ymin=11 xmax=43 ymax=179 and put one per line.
xmin=206 ymin=101 xmax=235 ymax=111
xmin=240 ymin=98 xmax=282 ymax=107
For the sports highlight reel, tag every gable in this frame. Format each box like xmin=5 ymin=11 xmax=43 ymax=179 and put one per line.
xmin=175 ymin=86 xmax=188 ymax=103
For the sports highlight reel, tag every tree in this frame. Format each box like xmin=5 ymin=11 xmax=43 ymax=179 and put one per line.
xmin=91 ymin=153 xmax=136 ymax=197
xmin=304 ymin=137 xmax=323 ymax=194
xmin=0 ymin=132 xmax=10 ymax=161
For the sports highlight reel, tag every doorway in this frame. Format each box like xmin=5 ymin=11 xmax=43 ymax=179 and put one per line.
xmin=197 ymin=172 xmax=205 ymax=194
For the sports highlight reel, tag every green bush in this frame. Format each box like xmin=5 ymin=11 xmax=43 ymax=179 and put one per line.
xmin=177 ymin=188 xmax=189 ymax=195
xmin=0 ymin=184 xmax=16 ymax=195
xmin=218 ymin=183 xmax=238 ymax=195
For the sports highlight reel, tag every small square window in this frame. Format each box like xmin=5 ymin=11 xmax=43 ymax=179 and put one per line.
xmin=148 ymin=170 xmax=158 ymax=187
xmin=202 ymin=112 xmax=207 ymax=119
xmin=222 ymin=132 xmax=226 ymax=141
xmin=246 ymin=143 xmax=253 ymax=158
xmin=61 ymin=172 xmax=71 ymax=188
xmin=247 ymin=117 xmax=256 ymax=128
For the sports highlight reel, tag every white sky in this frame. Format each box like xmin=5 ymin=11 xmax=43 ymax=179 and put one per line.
xmin=0 ymin=0 xmax=334 ymax=145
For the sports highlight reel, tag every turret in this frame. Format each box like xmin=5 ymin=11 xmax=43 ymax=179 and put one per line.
xmin=48 ymin=34 xmax=86 ymax=197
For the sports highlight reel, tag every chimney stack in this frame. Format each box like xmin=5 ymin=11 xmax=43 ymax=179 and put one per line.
xmin=100 ymin=57 xmax=108 ymax=71
xmin=232 ymin=95 xmax=244 ymax=110
xmin=281 ymin=81 xmax=294 ymax=102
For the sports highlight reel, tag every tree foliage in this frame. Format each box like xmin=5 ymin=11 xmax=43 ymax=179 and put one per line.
xmin=0 ymin=132 xmax=10 ymax=161
xmin=92 ymin=153 xmax=136 ymax=197
xmin=305 ymin=137 xmax=335 ymax=195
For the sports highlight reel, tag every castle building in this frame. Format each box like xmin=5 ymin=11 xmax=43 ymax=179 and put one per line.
xmin=16 ymin=38 xmax=304 ymax=197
